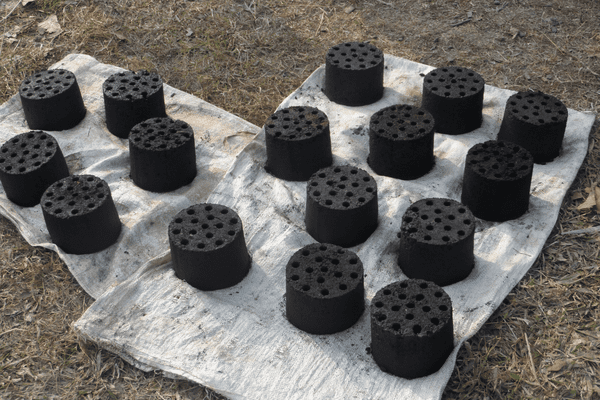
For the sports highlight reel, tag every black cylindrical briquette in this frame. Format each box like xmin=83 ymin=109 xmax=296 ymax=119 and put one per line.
xmin=324 ymin=42 xmax=384 ymax=106
xmin=497 ymin=91 xmax=568 ymax=163
xmin=169 ymin=204 xmax=251 ymax=291
xmin=370 ymin=279 xmax=454 ymax=379
xmin=398 ymin=198 xmax=475 ymax=286
xmin=0 ymin=131 xmax=69 ymax=207
xmin=368 ymin=104 xmax=435 ymax=180
xmin=129 ymin=117 xmax=197 ymax=192
xmin=461 ymin=140 xmax=534 ymax=222
xmin=421 ymin=66 xmax=484 ymax=135
xmin=19 ymin=69 xmax=87 ymax=131
xmin=286 ymin=243 xmax=364 ymax=334
xmin=103 ymin=70 xmax=167 ymax=138
xmin=305 ymin=165 xmax=378 ymax=247
xmin=264 ymin=106 xmax=332 ymax=181
xmin=41 ymin=175 xmax=122 ymax=254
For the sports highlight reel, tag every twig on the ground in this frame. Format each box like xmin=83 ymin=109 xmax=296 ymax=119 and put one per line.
xmin=525 ymin=333 xmax=539 ymax=383
xmin=561 ymin=226 xmax=600 ymax=235
xmin=1 ymin=1 xmax=20 ymax=22
xmin=451 ymin=18 xmax=471 ymax=27
xmin=314 ymin=10 xmax=325 ymax=36
xmin=375 ymin=0 xmax=394 ymax=7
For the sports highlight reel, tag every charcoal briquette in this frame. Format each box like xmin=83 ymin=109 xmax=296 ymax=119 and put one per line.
xmin=421 ymin=66 xmax=484 ymax=134
xmin=368 ymin=104 xmax=435 ymax=180
xmin=169 ymin=204 xmax=251 ymax=291
xmin=129 ymin=117 xmax=197 ymax=192
xmin=0 ymin=131 xmax=69 ymax=207
xmin=19 ymin=69 xmax=86 ymax=131
xmin=305 ymin=165 xmax=378 ymax=247
xmin=103 ymin=70 xmax=167 ymax=138
xmin=41 ymin=175 xmax=122 ymax=254
xmin=497 ymin=91 xmax=568 ymax=163
xmin=286 ymin=243 xmax=364 ymax=334
xmin=398 ymin=198 xmax=475 ymax=286
xmin=264 ymin=106 xmax=332 ymax=181
xmin=324 ymin=42 xmax=384 ymax=106
xmin=461 ymin=140 xmax=534 ymax=221
xmin=370 ymin=279 xmax=454 ymax=379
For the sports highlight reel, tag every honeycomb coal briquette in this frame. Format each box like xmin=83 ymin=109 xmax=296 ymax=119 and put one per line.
xmin=368 ymin=104 xmax=435 ymax=180
xmin=324 ymin=42 xmax=384 ymax=107
xmin=264 ymin=106 xmax=333 ymax=181
xmin=421 ymin=66 xmax=484 ymax=135
xmin=497 ymin=91 xmax=568 ymax=163
xmin=41 ymin=175 xmax=121 ymax=254
xmin=103 ymin=70 xmax=167 ymax=138
xmin=461 ymin=140 xmax=534 ymax=222
xmin=370 ymin=279 xmax=454 ymax=379
xmin=398 ymin=198 xmax=475 ymax=286
xmin=19 ymin=69 xmax=87 ymax=131
xmin=169 ymin=204 xmax=251 ymax=291
xmin=286 ymin=243 xmax=364 ymax=334
xmin=305 ymin=165 xmax=378 ymax=247
xmin=129 ymin=117 xmax=197 ymax=192
xmin=0 ymin=131 xmax=69 ymax=207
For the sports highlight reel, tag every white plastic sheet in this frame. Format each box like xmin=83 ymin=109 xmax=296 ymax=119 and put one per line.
xmin=74 ymin=55 xmax=595 ymax=399
xmin=0 ymin=54 xmax=259 ymax=299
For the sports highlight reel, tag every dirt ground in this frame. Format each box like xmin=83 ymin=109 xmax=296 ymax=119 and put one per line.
xmin=1 ymin=0 xmax=599 ymax=398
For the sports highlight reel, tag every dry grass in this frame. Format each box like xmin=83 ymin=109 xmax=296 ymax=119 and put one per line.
xmin=1 ymin=0 xmax=599 ymax=398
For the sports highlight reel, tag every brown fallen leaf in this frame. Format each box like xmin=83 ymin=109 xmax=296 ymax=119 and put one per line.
xmin=594 ymin=186 xmax=600 ymax=210
xmin=38 ymin=14 xmax=61 ymax=35
xmin=547 ymin=359 xmax=569 ymax=372
xmin=577 ymin=186 xmax=597 ymax=210
xmin=571 ymin=191 xmax=583 ymax=200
